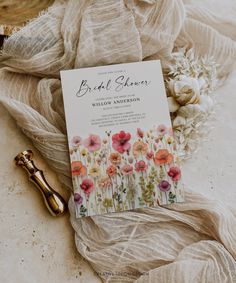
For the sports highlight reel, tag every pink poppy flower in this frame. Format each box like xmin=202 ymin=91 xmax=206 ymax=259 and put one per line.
xmin=135 ymin=160 xmax=148 ymax=172
xmin=80 ymin=179 xmax=94 ymax=195
xmin=158 ymin=180 xmax=171 ymax=192
xmin=157 ymin=124 xmax=167 ymax=136
xmin=112 ymin=131 xmax=131 ymax=154
xmin=98 ymin=177 xmax=112 ymax=189
xmin=70 ymin=136 xmax=82 ymax=148
xmin=137 ymin=128 xmax=144 ymax=138
xmin=121 ymin=164 xmax=133 ymax=175
xmin=106 ymin=165 xmax=117 ymax=177
xmin=74 ymin=193 xmax=83 ymax=205
xmin=146 ymin=151 xmax=154 ymax=160
xmin=83 ymin=134 xmax=101 ymax=152
xmin=168 ymin=166 xmax=181 ymax=181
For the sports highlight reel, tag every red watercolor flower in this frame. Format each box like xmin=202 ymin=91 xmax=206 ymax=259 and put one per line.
xmin=74 ymin=193 xmax=83 ymax=205
xmin=135 ymin=160 xmax=148 ymax=172
xmin=168 ymin=166 xmax=181 ymax=181
xmin=71 ymin=161 xmax=87 ymax=177
xmin=80 ymin=179 xmax=94 ymax=195
xmin=121 ymin=164 xmax=133 ymax=175
xmin=158 ymin=180 xmax=171 ymax=192
xmin=112 ymin=131 xmax=131 ymax=154
xmin=146 ymin=151 xmax=154 ymax=160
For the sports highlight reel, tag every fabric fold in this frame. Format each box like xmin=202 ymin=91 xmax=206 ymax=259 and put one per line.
xmin=0 ymin=0 xmax=236 ymax=282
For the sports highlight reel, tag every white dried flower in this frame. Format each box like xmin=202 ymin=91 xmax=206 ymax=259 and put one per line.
xmin=173 ymin=116 xmax=186 ymax=128
xmin=167 ymin=96 xmax=180 ymax=112
xmin=168 ymin=75 xmax=200 ymax=106
xmin=177 ymin=104 xmax=202 ymax=118
xmin=164 ymin=47 xmax=218 ymax=159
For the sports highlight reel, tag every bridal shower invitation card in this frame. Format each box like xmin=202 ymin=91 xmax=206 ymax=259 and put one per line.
xmin=61 ymin=61 xmax=184 ymax=217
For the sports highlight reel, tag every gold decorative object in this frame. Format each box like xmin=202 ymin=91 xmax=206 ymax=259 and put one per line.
xmin=14 ymin=150 xmax=67 ymax=216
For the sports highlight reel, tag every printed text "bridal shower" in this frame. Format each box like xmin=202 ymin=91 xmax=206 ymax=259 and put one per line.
xmin=76 ymin=75 xmax=151 ymax=98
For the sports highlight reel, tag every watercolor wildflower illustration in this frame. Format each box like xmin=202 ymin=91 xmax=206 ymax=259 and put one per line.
xmin=70 ymin=125 xmax=184 ymax=217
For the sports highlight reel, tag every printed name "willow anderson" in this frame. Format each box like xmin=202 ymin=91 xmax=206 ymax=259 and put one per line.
xmin=92 ymin=97 xmax=140 ymax=107
xmin=76 ymin=75 xmax=151 ymax=98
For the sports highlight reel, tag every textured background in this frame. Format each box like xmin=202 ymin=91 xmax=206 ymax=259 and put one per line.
xmin=0 ymin=1 xmax=236 ymax=282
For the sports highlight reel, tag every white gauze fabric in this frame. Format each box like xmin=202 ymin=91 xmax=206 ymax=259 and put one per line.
xmin=0 ymin=0 xmax=236 ymax=282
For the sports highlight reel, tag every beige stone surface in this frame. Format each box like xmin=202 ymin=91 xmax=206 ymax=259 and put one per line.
xmin=0 ymin=104 xmax=101 ymax=282
xmin=182 ymin=69 xmax=236 ymax=208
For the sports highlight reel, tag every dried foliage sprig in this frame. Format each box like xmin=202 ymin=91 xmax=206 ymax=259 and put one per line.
xmin=164 ymin=48 xmax=218 ymax=159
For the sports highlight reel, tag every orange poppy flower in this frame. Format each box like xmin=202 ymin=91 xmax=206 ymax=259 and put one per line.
xmin=106 ymin=165 xmax=117 ymax=177
xmin=132 ymin=141 xmax=148 ymax=157
xmin=71 ymin=161 xmax=87 ymax=176
xmin=154 ymin=149 xmax=173 ymax=165
xmin=109 ymin=153 xmax=121 ymax=165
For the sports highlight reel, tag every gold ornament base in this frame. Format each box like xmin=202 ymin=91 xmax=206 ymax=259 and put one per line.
xmin=15 ymin=150 xmax=67 ymax=216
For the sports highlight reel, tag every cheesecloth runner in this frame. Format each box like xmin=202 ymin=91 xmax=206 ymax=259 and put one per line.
xmin=0 ymin=0 xmax=236 ymax=282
